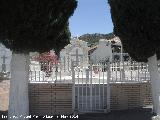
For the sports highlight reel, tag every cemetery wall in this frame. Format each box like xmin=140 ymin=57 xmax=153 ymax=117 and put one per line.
xmin=110 ymin=82 xmax=152 ymax=110
xmin=29 ymin=83 xmax=72 ymax=116
xmin=29 ymin=82 xmax=152 ymax=115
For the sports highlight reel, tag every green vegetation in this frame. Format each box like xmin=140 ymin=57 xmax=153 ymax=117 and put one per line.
xmin=79 ymin=33 xmax=115 ymax=47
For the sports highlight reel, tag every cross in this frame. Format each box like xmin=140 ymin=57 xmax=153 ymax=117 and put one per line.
xmin=1 ymin=55 xmax=7 ymax=72
xmin=70 ymin=48 xmax=83 ymax=66
xmin=67 ymin=55 xmax=70 ymax=71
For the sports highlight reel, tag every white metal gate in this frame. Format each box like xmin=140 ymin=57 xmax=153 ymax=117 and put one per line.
xmin=29 ymin=59 xmax=150 ymax=113
xmin=72 ymin=63 xmax=111 ymax=113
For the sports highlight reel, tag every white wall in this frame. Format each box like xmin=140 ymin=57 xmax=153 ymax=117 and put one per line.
xmin=90 ymin=39 xmax=112 ymax=64
xmin=60 ymin=38 xmax=89 ymax=68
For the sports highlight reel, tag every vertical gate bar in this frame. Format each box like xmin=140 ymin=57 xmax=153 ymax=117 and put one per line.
xmin=30 ymin=71 xmax=32 ymax=82
xmin=122 ymin=59 xmax=125 ymax=81
xmin=145 ymin=70 xmax=147 ymax=82
xmin=113 ymin=62 xmax=114 ymax=71
xmin=147 ymin=63 xmax=148 ymax=80
xmin=94 ymin=84 xmax=96 ymax=109
xmin=99 ymin=64 xmax=101 ymax=109
xmin=52 ymin=63 xmax=56 ymax=82
xmin=94 ymin=72 xmax=96 ymax=110
xmin=129 ymin=60 xmax=131 ymax=71
xmin=49 ymin=62 xmax=51 ymax=76
xmin=110 ymin=64 xmax=112 ymax=82
xmin=39 ymin=71 xmax=40 ymax=82
xmin=102 ymin=64 xmax=105 ymax=109
xmin=133 ymin=61 xmax=135 ymax=71
xmin=90 ymin=64 xmax=93 ymax=111
xmin=147 ymin=64 xmax=149 ymax=81
xmin=43 ymin=71 xmax=45 ymax=81
xmin=51 ymin=70 xmax=53 ymax=82
xmin=82 ymin=68 xmax=84 ymax=111
xmin=95 ymin=64 xmax=101 ymax=109
xmin=71 ymin=62 xmax=75 ymax=113
xmin=86 ymin=69 xmax=88 ymax=111
xmin=76 ymin=49 xmax=79 ymax=66
xmin=131 ymin=70 xmax=133 ymax=81
xmin=35 ymin=71 xmax=36 ymax=82
xmin=138 ymin=62 xmax=140 ymax=82
xmin=120 ymin=65 xmax=122 ymax=82
xmin=116 ymin=70 xmax=117 ymax=82
xmin=55 ymin=63 xmax=58 ymax=82
xmin=64 ymin=56 xmax=66 ymax=72
xmin=78 ymin=68 xmax=80 ymax=110
xmin=106 ymin=64 xmax=108 ymax=102
xmin=60 ymin=62 xmax=62 ymax=82
xmin=67 ymin=56 xmax=70 ymax=71
xmin=51 ymin=84 xmax=52 ymax=114
xmin=107 ymin=62 xmax=111 ymax=112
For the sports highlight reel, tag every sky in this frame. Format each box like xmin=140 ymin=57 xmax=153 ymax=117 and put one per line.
xmin=69 ymin=0 xmax=113 ymax=37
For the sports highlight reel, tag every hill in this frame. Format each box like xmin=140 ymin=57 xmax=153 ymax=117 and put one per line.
xmin=79 ymin=33 xmax=115 ymax=47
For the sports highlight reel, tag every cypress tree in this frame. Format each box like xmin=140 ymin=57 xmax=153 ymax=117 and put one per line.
xmin=108 ymin=0 xmax=160 ymax=62
xmin=0 ymin=0 xmax=77 ymax=53
xmin=0 ymin=1 xmax=77 ymax=119
xmin=108 ymin=0 xmax=160 ymax=114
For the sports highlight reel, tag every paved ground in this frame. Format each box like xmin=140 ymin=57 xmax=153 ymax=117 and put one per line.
xmin=78 ymin=108 xmax=154 ymax=120
xmin=0 ymin=108 xmax=154 ymax=120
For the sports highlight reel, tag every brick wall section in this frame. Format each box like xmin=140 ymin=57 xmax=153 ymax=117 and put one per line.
xmin=110 ymin=82 xmax=152 ymax=110
xmin=29 ymin=83 xmax=72 ymax=116
xmin=29 ymin=82 xmax=152 ymax=115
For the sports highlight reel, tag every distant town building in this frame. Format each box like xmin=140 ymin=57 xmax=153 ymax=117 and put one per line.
xmin=88 ymin=36 xmax=130 ymax=62
xmin=110 ymin=37 xmax=130 ymax=62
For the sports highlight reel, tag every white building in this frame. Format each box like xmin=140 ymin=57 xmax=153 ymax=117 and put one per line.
xmin=90 ymin=39 xmax=112 ymax=64
xmin=60 ymin=38 xmax=89 ymax=70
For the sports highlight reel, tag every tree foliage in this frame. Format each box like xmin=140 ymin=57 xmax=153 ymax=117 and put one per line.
xmin=53 ymin=24 xmax=71 ymax=56
xmin=0 ymin=0 xmax=77 ymax=53
xmin=108 ymin=0 xmax=160 ymax=62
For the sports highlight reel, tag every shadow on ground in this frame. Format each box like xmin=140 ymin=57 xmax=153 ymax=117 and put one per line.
xmin=79 ymin=108 xmax=154 ymax=120
xmin=0 ymin=108 xmax=154 ymax=120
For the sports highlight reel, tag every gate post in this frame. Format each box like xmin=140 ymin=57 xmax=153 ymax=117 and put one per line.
xmin=71 ymin=62 xmax=76 ymax=113
xmin=107 ymin=62 xmax=111 ymax=112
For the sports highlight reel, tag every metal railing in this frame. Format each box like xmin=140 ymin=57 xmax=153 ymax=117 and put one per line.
xmin=29 ymin=60 xmax=151 ymax=83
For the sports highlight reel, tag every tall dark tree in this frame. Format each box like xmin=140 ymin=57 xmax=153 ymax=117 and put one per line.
xmin=0 ymin=0 xmax=77 ymax=119
xmin=108 ymin=0 xmax=160 ymax=114
xmin=0 ymin=0 xmax=77 ymax=53
xmin=53 ymin=23 xmax=71 ymax=57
